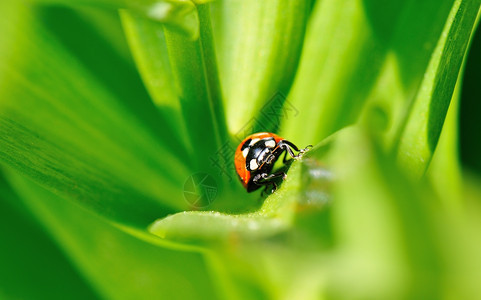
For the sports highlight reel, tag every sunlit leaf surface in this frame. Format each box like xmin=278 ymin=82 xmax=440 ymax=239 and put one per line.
xmin=5 ymin=171 xmax=218 ymax=299
xmin=0 ymin=3 xmax=191 ymax=226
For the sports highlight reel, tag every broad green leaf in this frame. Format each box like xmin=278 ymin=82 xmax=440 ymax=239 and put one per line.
xmin=5 ymin=170 xmax=220 ymax=300
xmin=210 ymin=0 xmax=313 ymax=133
xmin=396 ymin=0 xmax=481 ymax=177
xmin=281 ymin=0 xmax=397 ymax=145
xmin=300 ymin=129 xmax=480 ymax=299
xmin=281 ymin=0 xmax=456 ymax=147
xmin=0 ymin=174 xmax=98 ymax=299
xmin=321 ymin=128 xmax=438 ymax=299
xmin=0 ymin=2 xmax=191 ymax=226
xmin=150 ymin=127 xmax=481 ymax=299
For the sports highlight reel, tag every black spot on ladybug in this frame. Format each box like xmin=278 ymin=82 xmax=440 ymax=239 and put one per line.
xmin=240 ymin=139 xmax=251 ymax=151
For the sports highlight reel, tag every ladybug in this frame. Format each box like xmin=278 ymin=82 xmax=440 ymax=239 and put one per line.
xmin=234 ymin=132 xmax=311 ymax=193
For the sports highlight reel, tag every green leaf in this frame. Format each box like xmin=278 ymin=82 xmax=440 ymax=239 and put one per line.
xmin=395 ymin=0 xmax=481 ymax=177
xmin=2 ymin=0 xmax=481 ymax=299
xmin=149 ymin=126 xmax=481 ymax=298
xmin=0 ymin=3 xmax=191 ymax=226
xmin=150 ymin=211 xmax=288 ymax=242
xmin=281 ymin=0 xmax=459 ymax=147
xmin=5 ymin=170 xmax=220 ymax=300
xmin=148 ymin=163 xmax=303 ymax=243
xmin=210 ymin=0 xmax=313 ymax=133
xmin=280 ymin=0 xmax=397 ymax=145
xmin=0 ymin=174 xmax=98 ymax=299
xmin=426 ymin=73 xmax=463 ymax=208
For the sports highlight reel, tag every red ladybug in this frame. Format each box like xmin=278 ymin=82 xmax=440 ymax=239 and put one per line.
xmin=234 ymin=132 xmax=311 ymax=193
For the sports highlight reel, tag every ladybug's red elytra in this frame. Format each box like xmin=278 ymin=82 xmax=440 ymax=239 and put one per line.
xmin=234 ymin=132 xmax=312 ymax=193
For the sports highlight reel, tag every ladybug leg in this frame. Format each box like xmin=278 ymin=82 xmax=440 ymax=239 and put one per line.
xmin=281 ymin=148 xmax=291 ymax=164
xmin=261 ymin=181 xmax=277 ymax=196
xmin=261 ymin=184 xmax=275 ymax=197
xmin=267 ymin=148 xmax=290 ymax=164
xmin=253 ymin=172 xmax=287 ymax=194
xmin=253 ymin=172 xmax=287 ymax=184
xmin=277 ymin=140 xmax=313 ymax=163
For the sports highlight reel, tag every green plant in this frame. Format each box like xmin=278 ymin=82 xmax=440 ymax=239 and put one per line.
xmin=1 ymin=0 xmax=481 ymax=299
